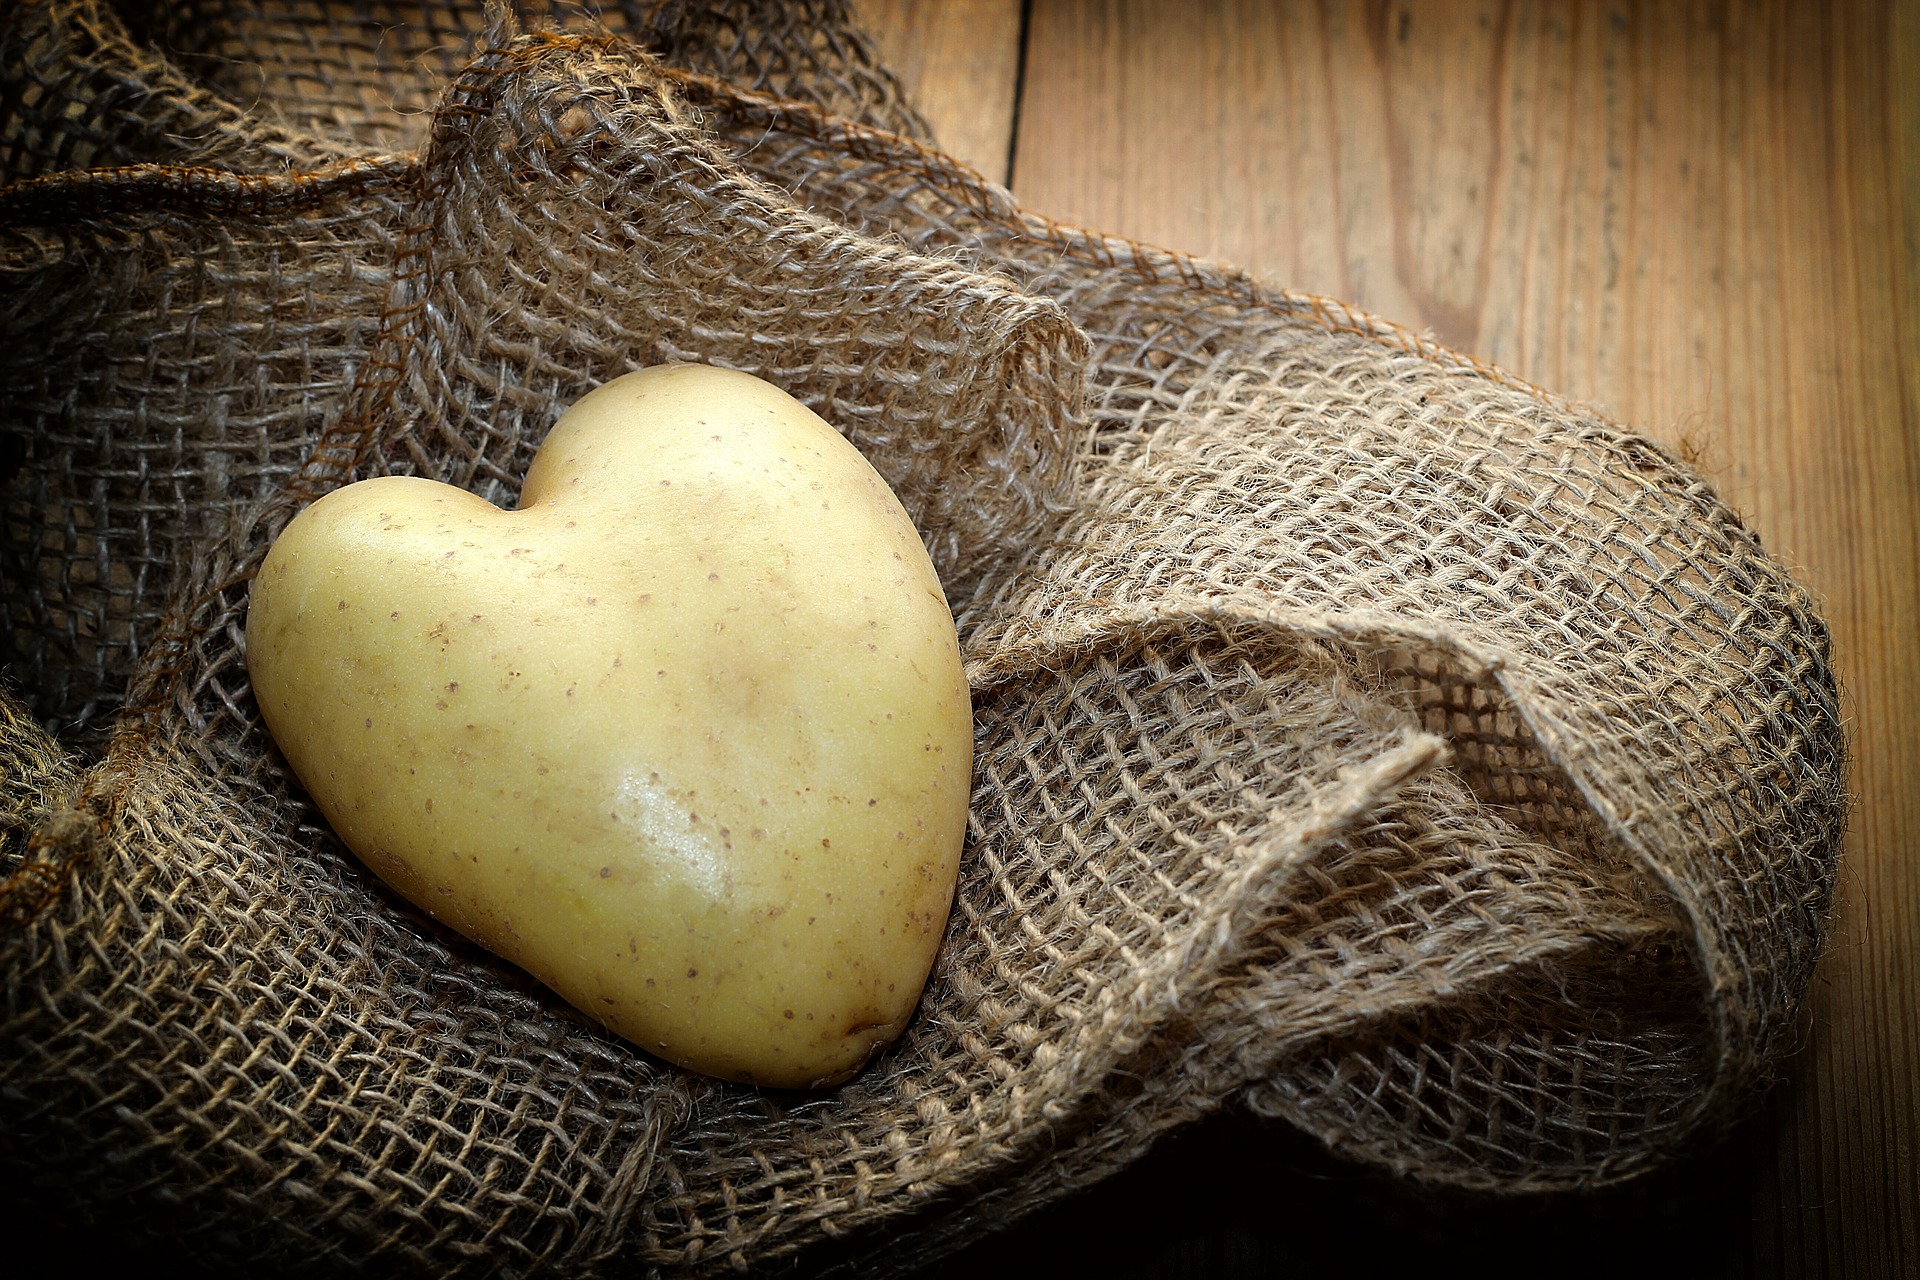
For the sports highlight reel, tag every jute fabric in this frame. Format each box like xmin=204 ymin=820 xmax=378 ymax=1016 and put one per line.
xmin=0 ymin=2 xmax=1847 ymax=1274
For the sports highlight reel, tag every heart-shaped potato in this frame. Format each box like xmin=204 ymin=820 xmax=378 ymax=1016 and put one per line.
xmin=245 ymin=365 xmax=972 ymax=1087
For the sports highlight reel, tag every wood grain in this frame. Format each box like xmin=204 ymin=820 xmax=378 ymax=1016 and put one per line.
xmin=871 ymin=2 xmax=1916 ymax=1276
xmin=851 ymin=0 xmax=1025 ymax=183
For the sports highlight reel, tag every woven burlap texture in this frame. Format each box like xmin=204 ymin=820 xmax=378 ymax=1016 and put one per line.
xmin=0 ymin=1 xmax=1848 ymax=1275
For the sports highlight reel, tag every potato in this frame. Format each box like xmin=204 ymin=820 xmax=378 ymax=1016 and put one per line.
xmin=245 ymin=365 xmax=972 ymax=1087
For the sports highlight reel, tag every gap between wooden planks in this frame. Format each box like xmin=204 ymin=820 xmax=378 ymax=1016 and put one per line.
xmin=856 ymin=1 xmax=1919 ymax=1276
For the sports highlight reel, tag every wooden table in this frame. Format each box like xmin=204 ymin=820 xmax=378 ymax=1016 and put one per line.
xmin=855 ymin=3 xmax=1919 ymax=1276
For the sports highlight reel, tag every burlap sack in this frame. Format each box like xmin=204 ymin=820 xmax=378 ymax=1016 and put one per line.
xmin=0 ymin=1 xmax=1848 ymax=1274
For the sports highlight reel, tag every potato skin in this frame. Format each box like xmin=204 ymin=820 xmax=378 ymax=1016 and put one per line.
xmin=246 ymin=365 xmax=972 ymax=1087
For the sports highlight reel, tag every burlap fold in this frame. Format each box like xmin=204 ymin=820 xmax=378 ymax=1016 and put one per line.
xmin=0 ymin=1 xmax=1847 ymax=1275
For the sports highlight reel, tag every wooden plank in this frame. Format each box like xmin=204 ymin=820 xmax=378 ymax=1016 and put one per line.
xmin=851 ymin=0 xmax=1027 ymax=184
xmin=995 ymin=1 xmax=1917 ymax=1276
